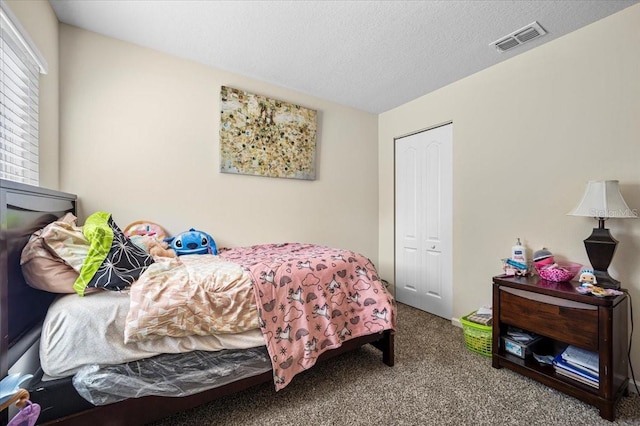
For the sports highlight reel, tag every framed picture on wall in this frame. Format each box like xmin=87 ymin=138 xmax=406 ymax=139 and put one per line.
xmin=219 ymin=86 xmax=318 ymax=180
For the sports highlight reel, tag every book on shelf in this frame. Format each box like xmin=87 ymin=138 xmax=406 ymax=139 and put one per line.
xmin=560 ymin=345 xmax=599 ymax=375
xmin=554 ymin=356 xmax=598 ymax=379
xmin=553 ymin=352 xmax=599 ymax=389
xmin=555 ymin=367 xmax=599 ymax=389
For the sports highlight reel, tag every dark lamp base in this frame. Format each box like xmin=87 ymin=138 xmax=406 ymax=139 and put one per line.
xmin=583 ymin=227 xmax=621 ymax=290
xmin=592 ymin=271 xmax=620 ymax=290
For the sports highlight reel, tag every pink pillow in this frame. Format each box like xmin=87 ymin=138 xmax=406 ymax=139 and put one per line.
xmin=20 ymin=213 xmax=81 ymax=293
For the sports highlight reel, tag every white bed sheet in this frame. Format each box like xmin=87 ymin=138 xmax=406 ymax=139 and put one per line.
xmin=40 ymin=290 xmax=265 ymax=378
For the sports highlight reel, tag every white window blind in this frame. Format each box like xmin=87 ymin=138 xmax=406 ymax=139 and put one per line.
xmin=0 ymin=1 xmax=47 ymax=186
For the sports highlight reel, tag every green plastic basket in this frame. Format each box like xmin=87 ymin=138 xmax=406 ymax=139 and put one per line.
xmin=460 ymin=312 xmax=492 ymax=357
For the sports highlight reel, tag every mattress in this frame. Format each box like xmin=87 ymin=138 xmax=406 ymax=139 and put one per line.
xmin=40 ymin=290 xmax=265 ymax=378
xmin=72 ymin=346 xmax=271 ymax=405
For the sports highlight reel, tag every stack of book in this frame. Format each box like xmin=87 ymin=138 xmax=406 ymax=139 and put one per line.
xmin=553 ymin=345 xmax=599 ymax=389
xmin=467 ymin=306 xmax=492 ymax=326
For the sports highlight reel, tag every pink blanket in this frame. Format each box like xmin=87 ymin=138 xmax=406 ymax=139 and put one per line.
xmin=220 ymin=243 xmax=396 ymax=390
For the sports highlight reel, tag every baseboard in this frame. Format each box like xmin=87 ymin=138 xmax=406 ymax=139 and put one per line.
xmin=451 ymin=317 xmax=462 ymax=328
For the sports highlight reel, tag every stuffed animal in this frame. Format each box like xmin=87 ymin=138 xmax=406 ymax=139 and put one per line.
xmin=579 ymin=269 xmax=597 ymax=287
xmin=164 ymin=228 xmax=218 ymax=256
xmin=129 ymin=235 xmax=176 ymax=258
xmin=123 ymin=220 xmax=168 ymax=240
xmin=147 ymin=238 xmax=176 ymax=258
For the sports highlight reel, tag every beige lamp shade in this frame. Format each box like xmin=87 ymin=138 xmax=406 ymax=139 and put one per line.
xmin=567 ymin=180 xmax=637 ymax=219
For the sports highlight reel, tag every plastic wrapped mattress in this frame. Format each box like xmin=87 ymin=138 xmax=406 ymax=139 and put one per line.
xmin=72 ymin=346 xmax=271 ymax=405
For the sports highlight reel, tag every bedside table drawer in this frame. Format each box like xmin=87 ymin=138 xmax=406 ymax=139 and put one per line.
xmin=499 ymin=287 xmax=598 ymax=351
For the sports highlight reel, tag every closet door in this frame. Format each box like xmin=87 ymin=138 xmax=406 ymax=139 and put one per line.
xmin=395 ymin=123 xmax=452 ymax=319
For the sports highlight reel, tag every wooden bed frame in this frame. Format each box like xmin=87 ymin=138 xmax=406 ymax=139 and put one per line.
xmin=0 ymin=179 xmax=394 ymax=425
xmin=43 ymin=331 xmax=394 ymax=425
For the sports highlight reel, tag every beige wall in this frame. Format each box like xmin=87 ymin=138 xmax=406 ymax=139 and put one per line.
xmin=379 ymin=3 xmax=640 ymax=368
xmin=58 ymin=25 xmax=379 ymax=260
xmin=5 ymin=0 xmax=59 ymax=189
xmin=17 ymin=0 xmax=640 ymax=387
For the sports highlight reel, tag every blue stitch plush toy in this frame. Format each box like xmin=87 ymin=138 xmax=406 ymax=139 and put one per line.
xmin=164 ymin=228 xmax=218 ymax=256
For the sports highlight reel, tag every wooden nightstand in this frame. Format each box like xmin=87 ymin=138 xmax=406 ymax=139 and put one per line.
xmin=492 ymin=275 xmax=628 ymax=421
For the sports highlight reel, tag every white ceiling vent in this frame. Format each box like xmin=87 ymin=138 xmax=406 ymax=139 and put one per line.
xmin=491 ymin=22 xmax=547 ymax=53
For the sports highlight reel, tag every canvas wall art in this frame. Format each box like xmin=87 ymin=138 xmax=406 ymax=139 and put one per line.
xmin=219 ymin=86 xmax=317 ymax=180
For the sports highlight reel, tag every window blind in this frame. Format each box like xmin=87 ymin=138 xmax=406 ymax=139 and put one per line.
xmin=0 ymin=2 xmax=47 ymax=186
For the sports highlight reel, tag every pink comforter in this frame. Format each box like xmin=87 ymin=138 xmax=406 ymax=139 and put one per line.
xmin=220 ymin=243 xmax=396 ymax=390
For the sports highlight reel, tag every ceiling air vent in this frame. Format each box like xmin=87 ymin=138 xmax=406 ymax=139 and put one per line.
xmin=491 ymin=21 xmax=547 ymax=53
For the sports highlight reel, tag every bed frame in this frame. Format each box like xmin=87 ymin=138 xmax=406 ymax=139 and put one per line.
xmin=0 ymin=179 xmax=394 ymax=425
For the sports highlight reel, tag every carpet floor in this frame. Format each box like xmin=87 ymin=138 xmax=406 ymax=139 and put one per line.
xmin=150 ymin=302 xmax=640 ymax=425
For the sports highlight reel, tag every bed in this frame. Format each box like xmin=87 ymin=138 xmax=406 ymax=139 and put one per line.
xmin=0 ymin=179 xmax=395 ymax=425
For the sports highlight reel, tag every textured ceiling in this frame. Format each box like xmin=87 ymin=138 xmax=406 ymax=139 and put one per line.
xmin=49 ymin=0 xmax=639 ymax=114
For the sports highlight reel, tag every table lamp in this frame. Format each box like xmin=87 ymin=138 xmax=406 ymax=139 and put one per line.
xmin=567 ymin=180 xmax=637 ymax=289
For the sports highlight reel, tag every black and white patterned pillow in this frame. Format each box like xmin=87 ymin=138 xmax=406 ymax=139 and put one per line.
xmin=86 ymin=216 xmax=154 ymax=291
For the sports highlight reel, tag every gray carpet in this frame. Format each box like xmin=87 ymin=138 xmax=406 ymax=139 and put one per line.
xmin=150 ymin=303 xmax=640 ymax=425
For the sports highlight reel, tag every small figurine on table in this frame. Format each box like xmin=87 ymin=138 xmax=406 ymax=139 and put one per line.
xmin=578 ymin=269 xmax=597 ymax=287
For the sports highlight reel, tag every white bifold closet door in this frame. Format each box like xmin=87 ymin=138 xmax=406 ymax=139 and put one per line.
xmin=395 ymin=123 xmax=452 ymax=320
